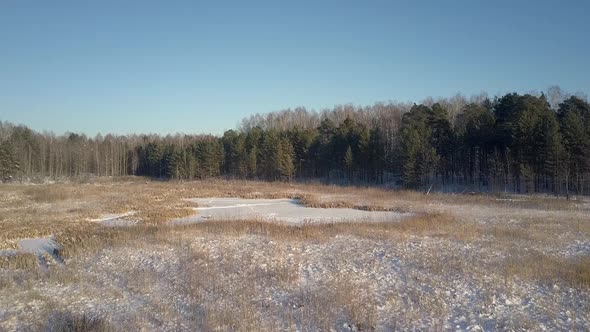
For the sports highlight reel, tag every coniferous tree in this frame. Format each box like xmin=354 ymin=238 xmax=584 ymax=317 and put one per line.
xmin=400 ymin=105 xmax=441 ymax=188
xmin=145 ymin=141 xmax=165 ymax=178
xmin=258 ymin=130 xmax=281 ymax=180
xmin=558 ymin=96 xmax=590 ymax=196
xmin=314 ymin=118 xmax=336 ymax=180
xmin=278 ymin=137 xmax=295 ymax=181
xmin=288 ymin=127 xmax=317 ymax=178
xmin=367 ymin=127 xmax=385 ymax=183
xmin=0 ymin=139 xmax=19 ymax=182
xmin=343 ymin=145 xmax=354 ymax=181
xmin=1 ymin=89 xmax=588 ymax=195
xmin=456 ymin=102 xmax=495 ymax=188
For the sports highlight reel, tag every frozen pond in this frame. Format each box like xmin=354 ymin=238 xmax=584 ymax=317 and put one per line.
xmin=172 ymin=198 xmax=411 ymax=224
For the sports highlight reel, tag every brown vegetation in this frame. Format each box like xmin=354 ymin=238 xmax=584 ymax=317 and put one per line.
xmin=0 ymin=178 xmax=589 ymax=330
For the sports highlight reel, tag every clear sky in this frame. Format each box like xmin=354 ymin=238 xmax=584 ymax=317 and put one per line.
xmin=1 ymin=1 xmax=589 ymax=136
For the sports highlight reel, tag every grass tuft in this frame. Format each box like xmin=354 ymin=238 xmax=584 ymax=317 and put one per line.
xmin=24 ymin=185 xmax=74 ymax=203
xmin=44 ymin=311 xmax=114 ymax=332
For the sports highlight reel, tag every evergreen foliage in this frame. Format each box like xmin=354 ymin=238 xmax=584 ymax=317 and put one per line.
xmin=1 ymin=91 xmax=589 ymax=195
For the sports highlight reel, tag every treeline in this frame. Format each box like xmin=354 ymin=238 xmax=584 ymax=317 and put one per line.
xmin=1 ymin=89 xmax=589 ymax=196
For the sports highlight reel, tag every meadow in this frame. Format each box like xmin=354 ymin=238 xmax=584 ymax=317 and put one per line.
xmin=0 ymin=178 xmax=588 ymax=331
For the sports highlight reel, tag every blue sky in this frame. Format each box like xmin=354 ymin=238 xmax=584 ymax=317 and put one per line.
xmin=1 ymin=1 xmax=589 ymax=135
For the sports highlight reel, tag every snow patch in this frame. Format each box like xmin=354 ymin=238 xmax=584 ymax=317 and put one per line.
xmin=16 ymin=236 xmax=63 ymax=268
xmin=18 ymin=237 xmax=59 ymax=256
xmin=88 ymin=211 xmax=138 ymax=226
xmin=172 ymin=197 xmax=411 ymax=225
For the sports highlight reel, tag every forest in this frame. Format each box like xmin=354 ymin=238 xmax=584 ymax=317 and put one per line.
xmin=1 ymin=89 xmax=589 ymax=196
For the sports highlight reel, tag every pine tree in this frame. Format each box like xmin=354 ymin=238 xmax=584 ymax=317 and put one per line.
xmin=538 ymin=112 xmax=563 ymax=194
xmin=316 ymin=118 xmax=336 ymax=179
xmin=288 ymin=127 xmax=317 ymax=178
xmin=558 ymin=96 xmax=590 ymax=196
xmin=367 ymin=128 xmax=385 ymax=183
xmin=278 ymin=138 xmax=295 ymax=181
xmin=0 ymin=140 xmax=19 ymax=182
xmin=245 ymin=127 xmax=262 ymax=178
xmin=247 ymin=146 xmax=257 ymax=178
xmin=221 ymin=130 xmax=248 ymax=178
xmin=400 ymin=105 xmax=441 ymax=188
xmin=343 ymin=145 xmax=354 ymax=181
xmin=259 ymin=130 xmax=281 ymax=180
xmin=145 ymin=141 xmax=164 ymax=178
xmin=455 ymin=102 xmax=495 ymax=188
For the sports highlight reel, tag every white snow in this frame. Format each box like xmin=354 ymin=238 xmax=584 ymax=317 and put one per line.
xmin=0 ymin=236 xmax=60 ymax=261
xmin=1 ymin=237 xmax=62 ymax=268
xmin=1 ymin=193 xmax=588 ymax=330
xmin=2 ymin=231 xmax=583 ymax=331
xmin=88 ymin=211 xmax=138 ymax=226
xmin=18 ymin=237 xmax=59 ymax=256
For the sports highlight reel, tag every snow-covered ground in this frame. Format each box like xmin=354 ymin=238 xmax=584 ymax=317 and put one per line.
xmin=1 ymin=230 xmax=587 ymax=331
xmin=172 ymin=198 xmax=411 ymax=224
xmin=0 ymin=182 xmax=588 ymax=331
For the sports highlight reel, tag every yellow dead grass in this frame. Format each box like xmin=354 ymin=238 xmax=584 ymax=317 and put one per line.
xmin=1 ymin=177 xmax=588 ymax=289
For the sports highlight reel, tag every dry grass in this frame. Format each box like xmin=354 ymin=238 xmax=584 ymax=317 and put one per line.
xmin=0 ymin=253 xmax=38 ymax=270
xmin=25 ymin=213 xmax=584 ymax=330
xmin=47 ymin=211 xmax=587 ymax=290
xmin=43 ymin=311 xmax=114 ymax=332
xmin=0 ymin=178 xmax=589 ymax=330
xmin=504 ymin=252 xmax=590 ymax=289
xmin=0 ymin=176 xmax=587 ymax=254
xmin=23 ymin=185 xmax=76 ymax=203
xmin=160 ymin=212 xmax=465 ymax=243
xmin=43 ymin=221 xmax=388 ymax=331
xmin=297 ymin=193 xmax=410 ymax=213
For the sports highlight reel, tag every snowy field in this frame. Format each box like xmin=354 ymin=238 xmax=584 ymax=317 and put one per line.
xmin=0 ymin=180 xmax=589 ymax=331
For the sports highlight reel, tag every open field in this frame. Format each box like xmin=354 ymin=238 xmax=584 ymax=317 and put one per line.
xmin=1 ymin=178 xmax=589 ymax=331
